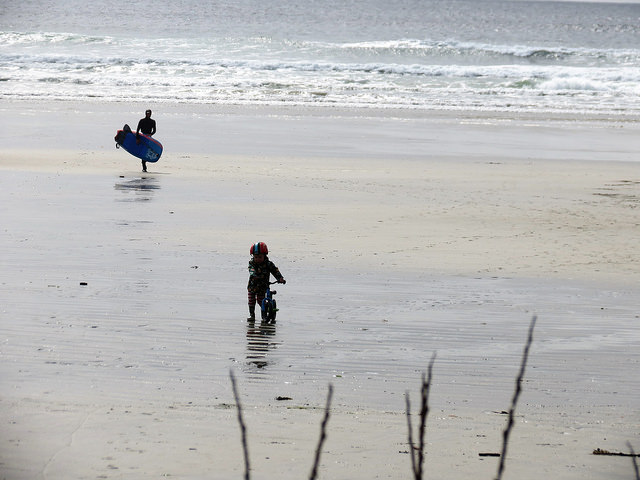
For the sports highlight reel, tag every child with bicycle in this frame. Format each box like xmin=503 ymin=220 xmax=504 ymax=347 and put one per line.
xmin=247 ymin=242 xmax=286 ymax=321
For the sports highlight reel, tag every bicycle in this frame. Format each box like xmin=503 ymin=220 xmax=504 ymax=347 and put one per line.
xmin=261 ymin=281 xmax=281 ymax=323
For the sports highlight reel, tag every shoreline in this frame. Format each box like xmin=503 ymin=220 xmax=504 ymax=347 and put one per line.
xmin=3 ymin=96 xmax=640 ymax=124
xmin=2 ymin=98 xmax=639 ymax=165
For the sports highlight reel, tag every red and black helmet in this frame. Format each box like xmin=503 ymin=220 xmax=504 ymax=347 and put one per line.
xmin=250 ymin=242 xmax=268 ymax=255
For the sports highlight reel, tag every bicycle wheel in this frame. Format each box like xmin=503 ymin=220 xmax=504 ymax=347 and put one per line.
xmin=270 ymin=300 xmax=277 ymax=322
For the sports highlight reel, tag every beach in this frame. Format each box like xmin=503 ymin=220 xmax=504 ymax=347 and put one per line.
xmin=0 ymin=100 xmax=639 ymax=479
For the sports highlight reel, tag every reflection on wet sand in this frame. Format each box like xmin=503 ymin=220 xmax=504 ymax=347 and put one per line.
xmin=114 ymin=176 xmax=160 ymax=202
xmin=246 ymin=321 xmax=280 ymax=373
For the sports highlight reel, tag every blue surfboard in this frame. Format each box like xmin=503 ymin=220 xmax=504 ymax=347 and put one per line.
xmin=115 ymin=128 xmax=163 ymax=163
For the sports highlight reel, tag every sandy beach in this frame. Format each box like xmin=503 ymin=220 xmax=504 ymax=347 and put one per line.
xmin=1 ymin=100 xmax=639 ymax=479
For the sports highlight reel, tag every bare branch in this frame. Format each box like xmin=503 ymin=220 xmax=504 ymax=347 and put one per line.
xmin=309 ymin=384 xmax=334 ymax=480
xmin=417 ymin=353 xmax=437 ymax=479
xmin=496 ymin=316 xmax=537 ymax=480
xmin=406 ymin=393 xmax=417 ymax=479
xmin=628 ymin=442 xmax=640 ymax=480
xmin=406 ymin=352 xmax=436 ymax=480
xmin=230 ymin=370 xmax=251 ymax=480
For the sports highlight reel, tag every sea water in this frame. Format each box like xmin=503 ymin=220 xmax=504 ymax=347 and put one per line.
xmin=1 ymin=0 xmax=639 ymax=115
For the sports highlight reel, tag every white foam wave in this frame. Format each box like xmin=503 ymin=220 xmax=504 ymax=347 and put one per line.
xmin=4 ymin=31 xmax=639 ymax=66
xmin=2 ymin=30 xmax=640 ymax=115
xmin=329 ymin=38 xmax=640 ymax=65
xmin=5 ymin=49 xmax=640 ymax=86
xmin=0 ymin=31 xmax=116 ymax=46
xmin=540 ymin=77 xmax=609 ymax=91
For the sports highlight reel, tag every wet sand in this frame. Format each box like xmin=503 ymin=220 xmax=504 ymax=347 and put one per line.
xmin=1 ymin=101 xmax=639 ymax=479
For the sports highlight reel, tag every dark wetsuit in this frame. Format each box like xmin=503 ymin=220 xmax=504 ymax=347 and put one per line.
xmin=136 ymin=117 xmax=156 ymax=172
xmin=136 ymin=117 xmax=156 ymax=136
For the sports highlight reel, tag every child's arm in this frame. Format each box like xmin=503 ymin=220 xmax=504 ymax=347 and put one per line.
xmin=269 ymin=262 xmax=286 ymax=284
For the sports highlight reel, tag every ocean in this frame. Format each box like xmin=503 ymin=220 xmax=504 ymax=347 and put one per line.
xmin=1 ymin=0 xmax=640 ymax=116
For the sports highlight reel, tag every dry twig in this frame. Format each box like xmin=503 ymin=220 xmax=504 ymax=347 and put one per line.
xmin=593 ymin=447 xmax=640 ymax=457
xmin=309 ymin=384 xmax=334 ymax=480
xmin=495 ymin=316 xmax=537 ymax=480
xmin=230 ymin=370 xmax=251 ymax=480
xmin=406 ymin=352 xmax=436 ymax=480
xmin=627 ymin=442 xmax=640 ymax=480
